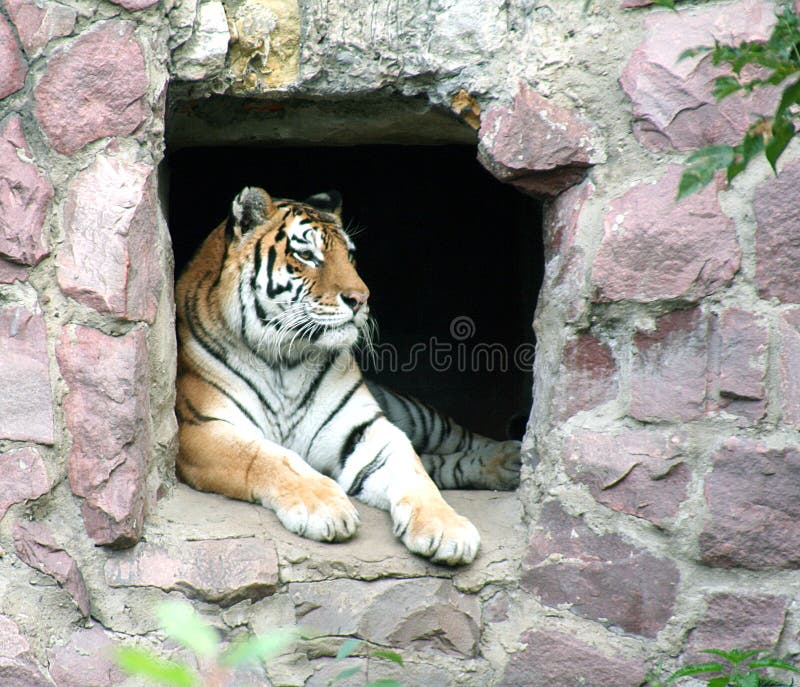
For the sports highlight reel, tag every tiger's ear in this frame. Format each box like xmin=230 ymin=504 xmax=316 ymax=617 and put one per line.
xmin=226 ymin=187 xmax=273 ymax=241
xmin=305 ymin=190 xmax=342 ymax=219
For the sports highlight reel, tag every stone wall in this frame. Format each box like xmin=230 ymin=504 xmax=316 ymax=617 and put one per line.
xmin=1 ymin=0 xmax=799 ymax=685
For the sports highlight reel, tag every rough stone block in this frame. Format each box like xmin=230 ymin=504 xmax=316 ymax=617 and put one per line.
xmin=0 ymin=115 xmax=52 ymax=266
xmin=108 ymin=0 xmax=159 ymax=9
xmin=57 ymin=153 xmax=160 ymax=322
xmin=13 ymin=521 xmax=90 ymax=616
xmin=56 ymin=325 xmax=151 ymax=547
xmin=700 ymin=438 xmax=800 ymax=569
xmin=686 ymin=593 xmax=786 ymax=657
xmin=34 ymin=21 xmax=147 ymax=155
xmin=0 ymin=15 xmax=26 ymax=99
xmin=172 ymin=0 xmax=230 ymax=81
xmin=621 ymin=0 xmax=778 ymax=151
xmin=0 ymin=616 xmax=50 ymax=686
xmin=0 ymin=258 xmax=29 ymax=282
xmin=105 ymin=538 xmax=279 ymax=605
xmin=543 ymin=180 xmax=593 ymax=260
xmin=630 ymin=307 xmax=709 ymax=422
xmin=478 ymin=82 xmax=600 ymax=197
xmin=48 ymin=626 xmax=123 ymax=687
xmin=564 ymin=429 xmax=690 ymax=526
xmin=290 ymin=578 xmax=480 ymax=656
xmin=754 ymin=161 xmax=800 ymax=303
xmin=522 ymin=502 xmax=679 ymax=637
xmin=0 ymin=447 xmax=51 ymax=521
xmin=593 ymin=166 xmax=739 ymax=302
xmin=780 ymin=310 xmax=800 ymax=428
xmin=551 ymin=333 xmax=617 ymax=422
xmin=501 ymin=631 xmax=647 ymax=687
xmin=0 ymin=305 xmax=54 ymax=443
xmin=4 ymin=0 xmax=76 ymax=56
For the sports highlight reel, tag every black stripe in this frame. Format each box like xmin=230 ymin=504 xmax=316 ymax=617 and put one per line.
xmin=184 ymin=397 xmax=229 ymax=425
xmin=285 ymin=355 xmax=334 ymax=436
xmin=306 ymin=381 xmax=363 ymax=451
xmin=339 ymin=412 xmax=384 ymax=467
xmin=347 ymin=442 xmax=390 ymax=496
xmin=266 ymin=246 xmax=291 ymax=298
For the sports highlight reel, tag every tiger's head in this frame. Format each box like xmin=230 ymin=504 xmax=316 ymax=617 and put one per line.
xmin=220 ymin=186 xmax=370 ymax=360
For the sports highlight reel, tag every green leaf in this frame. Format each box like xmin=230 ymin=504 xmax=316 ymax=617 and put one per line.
xmin=221 ymin=630 xmax=297 ymax=667
xmin=665 ymin=662 xmax=726 ymax=682
xmin=371 ymin=650 xmax=404 ymax=665
xmin=684 ymin=145 xmax=736 ymax=167
xmin=713 ymin=75 xmax=743 ymax=99
xmin=329 ymin=666 xmax=362 ymax=685
xmin=365 ymin=680 xmax=405 ymax=687
xmin=650 ymin=0 xmax=676 ymax=8
xmin=336 ymin=639 xmax=364 ymax=660
xmin=679 ymin=46 xmax=711 ymax=61
xmin=158 ymin=602 xmax=219 ymax=657
xmin=114 ymin=647 xmax=198 ymax=687
xmin=707 ymin=677 xmax=731 ymax=687
xmin=730 ymin=672 xmax=759 ymax=687
xmin=749 ymin=658 xmax=800 ymax=674
xmin=766 ymin=116 xmax=796 ymax=171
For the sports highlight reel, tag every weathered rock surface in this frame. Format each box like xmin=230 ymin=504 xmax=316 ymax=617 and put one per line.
xmin=0 ymin=15 xmax=26 ymax=99
xmin=105 ymin=538 xmax=279 ymax=605
xmin=172 ymin=0 xmax=229 ymax=81
xmin=700 ymin=439 xmax=800 ymax=569
xmin=0 ymin=305 xmax=54 ymax=443
xmin=48 ymin=626 xmax=123 ymax=687
xmin=523 ymin=502 xmax=679 ymax=637
xmin=593 ymin=166 xmax=739 ymax=302
xmin=501 ymin=630 xmax=647 ymax=687
xmin=754 ymin=161 xmax=800 ymax=304
xmin=57 ymin=153 xmax=160 ymax=322
xmin=550 ymin=333 xmax=617 ymax=422
xmin=13 ymin=521 xmax=90 ymax=616
xmin=0 ymin=447 xmax=51 ymax=521
xmin=56 ymin=325 xmax=151 ymax=547
xmin=0 ymin=616 xmax=50 ymax=687
xmin=630 ymin=307 xmax=709 ymax=422
xmin=0 ymin=115 xmax=52 ymax=267
xmin=4 ymin=0 xmax=76 ymax=56
xmin=478 ymin=82 xmax=600 ymax=196
xmin=781 ymin=310 xmax=800 ymax=428
xmin=564 ymin=429 xmax=690 ymax=526
xmin=621 ymin=0 xmax=778 ymax=151
xmin=34 ymin=21 xmax=147 ymax=154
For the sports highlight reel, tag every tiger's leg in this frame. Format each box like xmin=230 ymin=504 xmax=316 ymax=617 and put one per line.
xmin=366 ymin=381 xmax=522 ymax=490
xmin=336 ymin=416 xmax=481 ymax=565
xmin=178 ymin=408 xmax=360 ymax=543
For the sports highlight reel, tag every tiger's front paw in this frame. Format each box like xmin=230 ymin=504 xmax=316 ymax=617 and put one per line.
xmin=272 ymin=474 xmax=360 ymax=542
xmin=484 ymin=440 xmax=522 ymax=490
xmin=391 ymin=496 xmax=480 ymax=566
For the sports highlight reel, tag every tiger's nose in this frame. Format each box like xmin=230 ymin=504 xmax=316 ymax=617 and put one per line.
xmin=341 ymin=290 xmax=369 ymax=313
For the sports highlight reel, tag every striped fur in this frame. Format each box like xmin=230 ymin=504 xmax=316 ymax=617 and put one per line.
xmin=175 ymin=187 xmax=521 ymax=565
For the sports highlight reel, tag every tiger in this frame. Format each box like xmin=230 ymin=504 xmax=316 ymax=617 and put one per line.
xmin=175 ymin=186 xmax=522 ymax=566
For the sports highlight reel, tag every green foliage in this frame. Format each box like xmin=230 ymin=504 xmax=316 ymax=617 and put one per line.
xmin=677 ymin=7 xmax=800 ymax=199
xmin=329 ymin=639 xmax=405 ymax=687
xmin=649 ymin=648 xmax=800 ymax=687
xmin=114 ymin=601 xmax=298 ymax=687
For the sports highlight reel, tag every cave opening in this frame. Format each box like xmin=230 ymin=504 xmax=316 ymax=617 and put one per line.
xmin=166 ymin=143 xmax=543 ymax=441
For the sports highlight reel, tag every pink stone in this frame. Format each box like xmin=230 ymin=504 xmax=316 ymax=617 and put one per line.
xmin=13 ymin=521 xmax=90 ymax=616
xmin=543 ymin=180 xmax=593 ymax=260
xmin=478 ymin=82 xmax=600 ymax=197
xmin=0 ymin=258 xmax=29 ymax=282
xmin=34 ymin=21 xmax=147 ymax=155
xmin=0 ymin=616 xmax=49 ymax=686
xmin=4 ymin=0 xmax=75 ymax=56
xmin=685 ymin=594 xmax=786 ymax=658
xmin=551 ymin=333 xmax=617 ymax=422
xmin=781 ymin=310 xmax=800 ymax=428
xmin=0 ymin=305 xmax=54 ymax=443
xmin=56 ymin=325 xmax=150 ymax=547
xmin=58 ymin=154 xmax=160 ymax=322
xmin=502 ymin=631 xmax=647 ymax=687
xmin=630 ymin=308 xmax=709 ymax=422
xmin=0 ymin=447 xmax=50 ymax=521
xmin=0 ymin=115 xmax=52 ymax=266
xmin=593 ymin=166 xmax=740 ymax=302
xmin=564 ymin=429 xmax=690 ymax=526
xmin=49 ymin=626 xmax=123 ymax=687
xmin=754 ymin=161 xmax=800 ymax=303
xmin=700 ymin=438 xmax=800 ymax=569
xmin=523 ymin=502 xmax=679 ymax=637
xmin=621 ymin=0 xmax=778 ymax=151
xmin=105 ymin=539 xmax=279 ymax=605
xmin=0 ymin=14 xmax=26 ymax=99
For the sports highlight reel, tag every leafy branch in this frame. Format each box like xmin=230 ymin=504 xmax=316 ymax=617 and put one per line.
xmin=677 ymin=7 xmax=800 ymax=199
